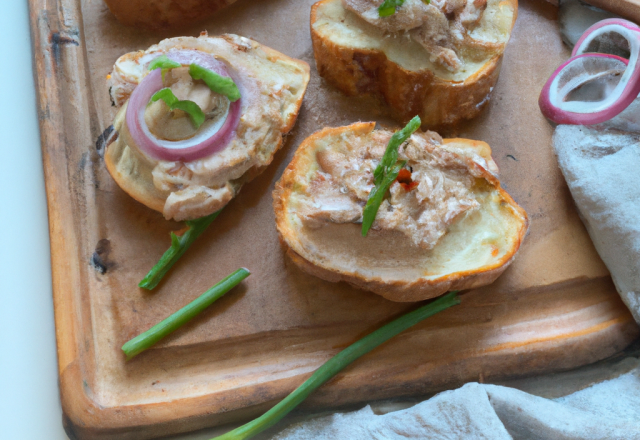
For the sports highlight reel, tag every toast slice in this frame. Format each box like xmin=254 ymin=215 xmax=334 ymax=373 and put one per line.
xmin=104 ymin=34 xmax=310 ymax=221
xmin=273 ymin=122 xmax=528 ymax=301
xmin=310 ymin=0 xmax=518 ymax=128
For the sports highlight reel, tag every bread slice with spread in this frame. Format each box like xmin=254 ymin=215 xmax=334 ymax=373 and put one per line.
xmin=104 ymin=34 xmax=310 ymax=221
xmin=310 ymin=0 xmax=518 ymax=128
xmin=274 ymin=122 xmax=528 ymax=301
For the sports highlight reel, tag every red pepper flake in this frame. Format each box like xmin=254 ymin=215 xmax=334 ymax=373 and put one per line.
xmin=396 ymin=168 xmax=419 ymax=191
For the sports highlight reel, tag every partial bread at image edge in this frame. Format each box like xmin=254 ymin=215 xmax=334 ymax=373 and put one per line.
xmin=310 ymin=0 xmax=518 ymax=128
xmin=103 ymin=0 xmax=239 ymax=30
xmin=274 ymin=123 xmax=529 ymax=302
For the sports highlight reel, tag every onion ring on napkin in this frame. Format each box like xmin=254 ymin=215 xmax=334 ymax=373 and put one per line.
xmin=539 ymin=19 xmax=640 ymax=125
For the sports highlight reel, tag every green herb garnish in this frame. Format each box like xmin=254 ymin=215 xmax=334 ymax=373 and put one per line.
xmin=378 ymin=0 xmax=429 ymax=17
xmin=123 ymin=268 xmax=250 ymax=359
xmin=148 ymin=54 xmax=182 ymax=81
xmin=148 ymin=55 xmax=241 ymax=102
xmin=378 ymin=0 xmax=405 ymax=17
xmin=139 ymin=210 xmax=222 ymax=290
xmin=362 ymin=115 xmax=421 ymax=236
xmin=189 ymin=63 xmax=241 ymax=102
xmin=210 ymin=291 xmax=460 ymax=440
xmin=150 ymin=88 xmax=206 ymax=129
xmin=149 ymin=54 xmax=182 ymax=71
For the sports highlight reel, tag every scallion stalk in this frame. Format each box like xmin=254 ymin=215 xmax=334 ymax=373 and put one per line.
xmin=211 ymin=291 xmax=460 ymax=440
xmin=123 ymin=267 xmax=250 ymax=359
xmin=139 ymin=210 xmax=222 ymax=290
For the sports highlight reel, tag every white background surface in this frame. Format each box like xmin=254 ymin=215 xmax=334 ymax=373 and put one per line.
xmin=0 ymin=3 xmax=226 ymax=439
xmin=0 ymin=1 xmax=68 ymax=439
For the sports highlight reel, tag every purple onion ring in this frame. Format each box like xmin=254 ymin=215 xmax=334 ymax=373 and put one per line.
xmin=125 ymin=50 xmax=241 ymax=162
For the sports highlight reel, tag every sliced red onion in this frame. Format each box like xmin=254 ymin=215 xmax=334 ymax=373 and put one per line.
xmin=125 ymin=50 xmax=241 ymax=162
xmin=164 ymin=50 xmax=231 ymax=76
xmin=539 ymin=53 xmax=631 ymax=125
xmin=572 ymin=18 xmax=640 ymax=58
xmin=539 ymin=19 xmax=640 ymax=126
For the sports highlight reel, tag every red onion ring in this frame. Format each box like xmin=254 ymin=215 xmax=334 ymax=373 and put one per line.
xmin=125 ymin=50 xmax=241 ymax=162
xmin=539 ymin=53 xmax=630 ymax=125
xmin=572 ymin=18 xmax=640 ymax=57
xmin=539 ymin=19 xmax=640 ymax=126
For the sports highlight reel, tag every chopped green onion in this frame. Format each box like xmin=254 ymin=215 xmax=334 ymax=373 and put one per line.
xmin=139 ymin=210 xmax=222 ymax=290
xmin=149 ymin=54 xmax=182 ymax=71
xmin=189 ymin=63 xmax=241 ymax=102
xmin=211 ymin=291 xmax=461 ymax=440
xmin=123 ymin=268 xmax=250 ymax=359
xmin=147 ymin=56 xmax=241 ymax=102
xmin=362 ymin=116 xmax=421 ymax=236
xmin=150 ymin=87 xmax=205 ymax=129
xmin=378 ymin=0 xmax=405 ymax=17
xmin=148 ymin=56 xmax=241 ymax=102
xmin=362 ymin=160 xmax=405 ymax=235
xmin=148 ymin=54 xmax=182 ymax=81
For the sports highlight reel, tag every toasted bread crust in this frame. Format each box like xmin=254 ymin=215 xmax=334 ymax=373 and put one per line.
xmin=103 ymin=0 xmax=238 ymax=30
xmin=310 ymin=0 xmax=517 ymax=128
xmin=273 ymin=123 xmax=529 ymax=302
xmin=283 ymin=245 xmax=515 ymax=302
xmin=255 ymin=41 xmax=311 ymax=134
xmin=104 ymin=107 xmax=167 ymax=214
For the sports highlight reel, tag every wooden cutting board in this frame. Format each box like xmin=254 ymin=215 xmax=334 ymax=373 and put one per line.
xmin=583 ymin=0 xmax=640 ymax=24
xmin=29 ymin=0 xmax=639 ymax=438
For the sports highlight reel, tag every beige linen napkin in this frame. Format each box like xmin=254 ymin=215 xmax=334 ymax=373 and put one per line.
xmin=553 ymin=125 xmax=640 ymax=324
xmin=270 ymin=365 xmax=640 ymax=439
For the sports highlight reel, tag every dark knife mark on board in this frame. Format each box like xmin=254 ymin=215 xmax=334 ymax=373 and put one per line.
xmin=91 ymin=239 xmax=116 ymax=274
xmin=49 ymin=31 xmax=79 ymax=65
xmin=95 ymin=125 xmax=117 ymax=158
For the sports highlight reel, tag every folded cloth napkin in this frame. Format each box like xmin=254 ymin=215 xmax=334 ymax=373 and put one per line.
xmin=271 ymin=365 xmax=640 ymax=439
xmin=553 ymin=125 xmax=640 ymax=324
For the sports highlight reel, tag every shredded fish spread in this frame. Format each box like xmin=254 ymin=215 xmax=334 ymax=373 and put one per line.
xmin=342 ymin=0 xmax=487 ymax=71
xmin=144 ymin=67 xmax=230 ymax=142
xmin=297 ymin=129 xmax=488 ymax=250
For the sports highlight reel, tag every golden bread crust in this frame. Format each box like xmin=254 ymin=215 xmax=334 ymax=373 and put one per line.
xmin=273 ymin=122 xmax=529 ymax=302
xmin=103 ymin=0 xmax=238 ymax=30
xmin=104 ymin=106 xmax=168 ymax=214
xmin=310 ymin=0 xmax=518 ymax=128
xmin=283 ymin=245 xmax=516 ymax=302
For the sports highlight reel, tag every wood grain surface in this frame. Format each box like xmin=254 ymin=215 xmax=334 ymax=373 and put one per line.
xmin=583 ymin=0 xmax=640 ymax=24
xmin=28 ymin=0 xmax=639 ymax=438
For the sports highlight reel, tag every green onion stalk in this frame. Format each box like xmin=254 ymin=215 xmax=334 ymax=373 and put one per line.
xmin=123 ymin=267 xmax=250 ymax=359
xmin=211 ymin=291 xmax=460 ymax=440
xmin=139 ymin=210 xmax=222 ymax=290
